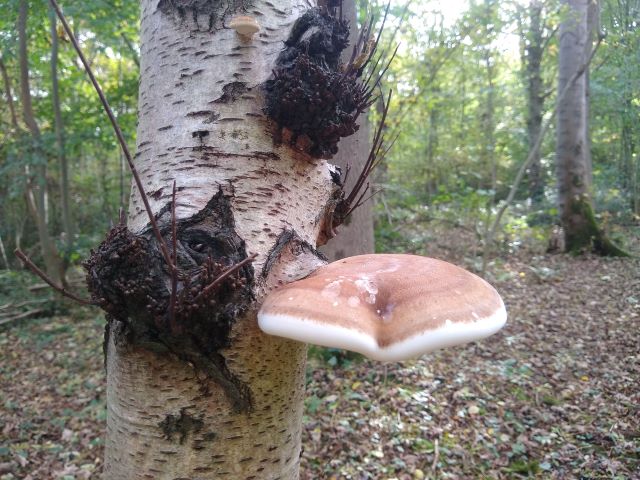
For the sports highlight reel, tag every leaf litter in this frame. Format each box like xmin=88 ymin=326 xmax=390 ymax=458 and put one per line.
xmin=0 ymin=252 xmax=638 ymax=479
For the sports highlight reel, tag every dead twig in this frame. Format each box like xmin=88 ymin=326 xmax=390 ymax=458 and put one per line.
xmin=169 ymin=181 xmax=178 ymax=333
xmin=0 ymin=309 xmax=44 ymax=327
xmin=342 ymin=89 xmax=394 ymax=220
xmin=28 ymin=283 xmax=55 ymax=292
xmin=432 ymin=438 xmax=440 ymax=474
xmin=0 ymin=299 xmax=50 ymax=311
xmin=14 ymin=249 xmax=94 ymax=306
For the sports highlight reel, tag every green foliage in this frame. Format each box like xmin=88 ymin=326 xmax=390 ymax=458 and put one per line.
xmin=0 ymin=0 xmax=638 ymax=272
xmin=0 ymin=269 xmax=57 ymax=318
xmin=0 ymin=0 xmax=138 ymax=268
xmin=365 ymin=0 xmax=637 ymax=257
xmin=308 ymin=346 xmax=364 ymax=368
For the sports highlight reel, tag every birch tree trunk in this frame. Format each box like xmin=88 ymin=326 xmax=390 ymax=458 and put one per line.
xmin=102 ymin=1 xmax=345 ymax=478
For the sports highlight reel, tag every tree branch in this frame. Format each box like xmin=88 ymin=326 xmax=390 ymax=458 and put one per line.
xmin=14 ymin=249 xmax=94 ymax=305
xmin=195 ymin=254 xmax=258 ymax=303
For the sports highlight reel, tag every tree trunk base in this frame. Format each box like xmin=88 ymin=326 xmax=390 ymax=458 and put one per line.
xmin=104 ymin=318 xmax=307 ymax=479
xmin=564 ymin=197 xmax=631 ymax=257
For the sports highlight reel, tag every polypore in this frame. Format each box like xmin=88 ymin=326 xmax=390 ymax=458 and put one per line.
xmin=258 ymin=254 xmax=506 ymax=361
xmin=229 ymin=15 xmax=260 ymax=38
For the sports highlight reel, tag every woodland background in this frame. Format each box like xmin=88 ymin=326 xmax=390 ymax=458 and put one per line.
xmin=0 ymin=0 xmax=639 ymax=478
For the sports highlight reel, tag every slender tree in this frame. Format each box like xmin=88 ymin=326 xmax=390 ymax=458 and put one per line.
xmin=523 ymin=0 xmax=547 ymax=202
xmin=49 ymin=6 xmax=74 ymax=256
xmin=0 ymin=54 xmax=20 ymax=133
xmin=17 ymin=0 xmax=65 ymax=285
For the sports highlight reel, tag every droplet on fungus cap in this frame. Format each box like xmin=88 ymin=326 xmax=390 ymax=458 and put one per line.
xmin=258 ymin=254 xmax=507 ymax=361
xmin=229 ymin=15 xmax=260 ymax=37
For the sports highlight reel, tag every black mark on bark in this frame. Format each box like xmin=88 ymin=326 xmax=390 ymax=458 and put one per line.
xmin=213 ymin=82 xmax=249 ymax=104
xmin=158 ymin=0 xmax=254 ymax=32
xmin=159 ymin=408 xmax=204 ymax=444
xmin=262 ymin=230 xmax=326 ymax=285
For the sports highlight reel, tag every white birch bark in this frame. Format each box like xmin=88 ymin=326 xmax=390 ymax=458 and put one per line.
xmin=105 ymin=1 xmax=341 ymax=478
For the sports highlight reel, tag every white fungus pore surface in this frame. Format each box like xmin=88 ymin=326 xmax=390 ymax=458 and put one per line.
xmin=257 ymin=296 xmax=507 ymax=362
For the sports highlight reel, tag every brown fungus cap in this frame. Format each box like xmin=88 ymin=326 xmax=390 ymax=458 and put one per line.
xmin=258 ymin=254 xmax=507 ymax=361
xmin=229 ymin=15 xmax=260 ymax=37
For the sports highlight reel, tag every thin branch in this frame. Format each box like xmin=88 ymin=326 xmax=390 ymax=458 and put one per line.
xmin=49 ymin=0 xmax=175 ymax=273
xmin=120 ymin=33 xmax=140 ymax=68
xmin=346 ymin=89 xmax=393 ymax=207
xmin=541 ymin=25 xmax=559 ymax=53
xmin=0 ymin=309 xmax=45 ymax=327
xmin=380 ymin=0 xmax=413 ymax=64
xmin=365 ymin=2 xmax=391 ymax=71
xmin=0 ymin=299 xmax=50 ymax=311
xmin=168 ymin=182 xmax=178 ymax=332
xmin=14 ymin=249 xmax=94 ymax=305
xmin=349 ymin=14 xmax=374 ymax=67
xmin=364 ymin=44 xmax=399 ymax=100
xmin=345 ymin=187 xmax=383 ymax=219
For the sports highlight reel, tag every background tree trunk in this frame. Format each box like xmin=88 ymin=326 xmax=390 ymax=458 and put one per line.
xmin=104 ymin=1 xmax=340 ymax=478
xmin=49 ymin=6 xmax=74 ymax=256
xmin=555 ymin=0 xmax=625 ymax=255
xmin=556 ymin=0 xmax=593 ymax=251
xmin=319 ymin=0 xmax=374 ymax=260
xmin=525 ymin=0 xmax=545 ymax=203
xmin=425 ymin=91 xmax=439 ymax=200
xmin=0 ymin=55 xmax=20 ymax=132
xmin=17 ymin=0 xmax=64 ymax=285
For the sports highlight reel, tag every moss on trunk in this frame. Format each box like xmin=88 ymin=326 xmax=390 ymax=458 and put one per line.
xmin=565 ymin=196 xmax=630 ymax=257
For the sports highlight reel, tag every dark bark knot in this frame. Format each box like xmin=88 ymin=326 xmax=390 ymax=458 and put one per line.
xmin=159 ymin=407 xmax=218 ymax=447
xmin=213 ymin=81 xmax=249 ymax=104
xmin=264 ymin=7 xmax=372 ymax=159
xmin=84 ymin=190 xmax=255 ymax=411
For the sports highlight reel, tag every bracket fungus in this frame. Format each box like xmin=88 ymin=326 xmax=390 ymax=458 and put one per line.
xmin=258 ymin=254 xmax=506 ymax=362
xmin=229 ymin=15 xmax=260 ymax=38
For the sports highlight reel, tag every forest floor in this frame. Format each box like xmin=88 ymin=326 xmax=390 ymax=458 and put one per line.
xmin=0 ymin=238 xmax=638 ymax=479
